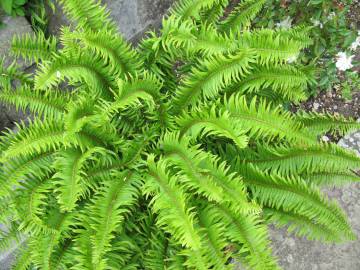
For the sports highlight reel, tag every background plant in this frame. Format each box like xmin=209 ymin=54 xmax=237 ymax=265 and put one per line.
xmin=253 ymin=0 xmax=359 ymax=96
xmin=0 ymin=0 xmax=54 ymax=34
xmin=0 ymin=0 xmax=28 ymax=16
xmin=0 ymin=0 xmax=360 ymax=269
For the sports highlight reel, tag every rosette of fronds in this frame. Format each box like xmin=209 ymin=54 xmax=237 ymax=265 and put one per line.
xmin=0 ymin=0 xmax=359 ymax=269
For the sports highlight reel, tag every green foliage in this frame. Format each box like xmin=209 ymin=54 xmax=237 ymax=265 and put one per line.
xmin=0 ymin=0 xmax=359 ymax=269
xmin=253 ymin=0 xmax=359 ymax=95
xmin=11 ymin=32 xmax=57 ymax=63
xmin=0 ymin=0 xmax=27 ymax=16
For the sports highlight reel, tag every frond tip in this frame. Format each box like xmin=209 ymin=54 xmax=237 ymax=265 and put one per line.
xmin=176 ymin=106 xmax=249 ymax=149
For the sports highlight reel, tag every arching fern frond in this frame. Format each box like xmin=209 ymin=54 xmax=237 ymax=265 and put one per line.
xmin=161 ymin=133 xmax=224 ymax=202
xmin=12 ymin=245 xmax=33 ymax=270
xmin=0 ymin=58 xmax=31 ymax=89
xmin=224 ymin=94 xmax=315 ymax=144
xmin=220 ymin=0 xmax=267 ymax=33
xmin=0 ymin=1 xmax=357 ymax=269
xmin=99 ymin=73 xmax=162 ymax=117
xmin=176 ymin=106 xmax=249 ymax=148
xmin=296 ymin=111 xmax=360 ymax=136
xmin=264 ymin=207 xmax=345 ymax=243
xmin=29 ymin=209 xmax=75 ymax=270
xmin=1 ymin=119 xmax=65 ymax=161
xmin=0 ymin=221 xmax=23 ymax=252
xmin=236 ymin=164 xmax=355 ymax=241
xmin=242 ymin=144 xmax=360 ymax=177
xmin=58 ymin=0 xmax=117 ymax=33
xmin=172 ymin=50 xmax=256 ymax=113
xmin=54 ymin=147 xmax=107 ymax=211
xmin=160 ymin=16 xmax=238 ymax=56
xmin=161 ymin=132 xmax=258 ymax=214
xmin=144 ymin=155 xmax=202 ymax=251
xmin=61 ymin=28 xmax=141 ymax=76
xmin=303 ymin=171 xmax=360 ymax=187
xmin=200 ymin=0 xmax=229 ymax=24
xmin=170 ymin=0 xmax=219 ymax=20
xmin=35 ymin=52 xmax=116 ymax=99
xmin=0 ymin=150 xmax=54 ymax=198
xmin=276 ymin=25 xmax=313 ymax=49
xmin=238 ymin=29 xmax=309 ymax=66
xmin=212 ymin=204 xmax=279 ymax=270
xmin=232 ymin=65 xmax=309 ymax=102
xmin=87 ymin=171 xmax=140 ymax=269
xmin=11 ymin=32 xmax=57 ymax=63
xmin=194 ymin=206 xmax=232 ymax=269
xmin=0 ymin=85 xmax=69 ymax=118
xmin=16 ymin=176 xmax=53 ymax=234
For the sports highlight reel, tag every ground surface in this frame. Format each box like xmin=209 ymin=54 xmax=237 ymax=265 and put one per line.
xmin=0 ymin=1 xmax=359 ymax=269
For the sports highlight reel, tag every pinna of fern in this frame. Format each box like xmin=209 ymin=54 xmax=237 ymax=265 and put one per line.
xmin=0 ymin=0 xmax=359 ymax=269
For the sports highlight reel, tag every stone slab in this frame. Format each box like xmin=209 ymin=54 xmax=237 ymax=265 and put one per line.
xmin=0 ymin=16 xmax=33 ymax=131
xmin=47 ymin=0 xmax=175 ymax=41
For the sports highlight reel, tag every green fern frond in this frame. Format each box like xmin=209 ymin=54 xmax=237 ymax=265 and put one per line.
xmin=160 ymin=16 xmax=238 ymax=56
xmin=195 ymin=206 xmax=232 ymax=269
xmin=58 ymin=0 xmax=117 ymax=33
xmin=0 ymin=58 xmax=31 ymax=89
xmin=304 ymin=171 xmax=360 ymax=187
xmin=276 ymin=25 xmax=313 ymax=48
xmin=72 ymin=223 xmax=96 ymax=270
xmin=54 ymin=147 xmax=107 ymax=211
xmin=0 ymin=151 xmax=54 ymax=196
xmin=224 ymin=94 xmax=315 ymax=143
xmin=161 ymin=132 xmax=257 ymax=214
xmin=173 ymin=50 xmax=256 ymax=112
xmin=264 ymin=207 xmax=345 ymax=242
xmin=99 ymin=73 xmax=162 ymax=117
xmin=12 ymin=246 xmax=33 ymax=270
xmin=176 ymin=106 xmax=249 ymax=148
xmin=161 ymin=133 xmax=225 ymax=202
xmin=238 ymin=29 xmax=309 ymax=66
xmin=296 ymin=111 xmax=360 ymax=136
xmin=29 ymin=209 xmax=75 ymax=270
xmin=0 ymin=85 xmax=69 ymax=118
xmin=16 ymin=176 xmax=53 ymax=234
xmin=88 ymin=172 xmax=140 ymax=269
xmin=35 ymin=52 xmax=116 ymax=99
xmin=145 ymin=155 xmax=202 ymax=250
xmin=170 ymin=0 xmax=219 ymax=20
xmin=63 ymin=95 xmax=118 ymax=146
xmin=236 ymin=164 xmax=356 ymax=241
xmin=143 ymin=231 xmax=171 ymax=269
xmin=232 ymin=65 xmax=309 ymax=102
xmin=212 ymin=204 xmax=279 ymax=270
xmin=0 ymin=221 xmax=23 ymax=252
xmin=200 ymin=0 xmax=229 ymax=24
xmin=1 ymin=119 xmax=65 ymax=161
xmin=0 ymin=1 xmax=357 ymax=268
xmin=61 ymin=28 xmax=141 ymax=76
xmin=242 ymin=144 xmax=360 ymax=177
xmin=220 ymin=0 xmax=267 ymax=33
xmin=11 ymin=32 xmax=57 ymax=63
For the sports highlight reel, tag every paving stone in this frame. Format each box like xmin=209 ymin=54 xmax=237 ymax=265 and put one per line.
xmin=0 ymin=16 xmax=33 ymax=67
xmin=47 ymin=0 xmax=175 ymax=41
xmin=0 ymin=16 xmax=33 ymax=131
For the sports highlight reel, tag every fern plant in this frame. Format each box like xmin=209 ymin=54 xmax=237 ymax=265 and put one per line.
xmin=0 ymin=0 xmax=359 ymax=269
